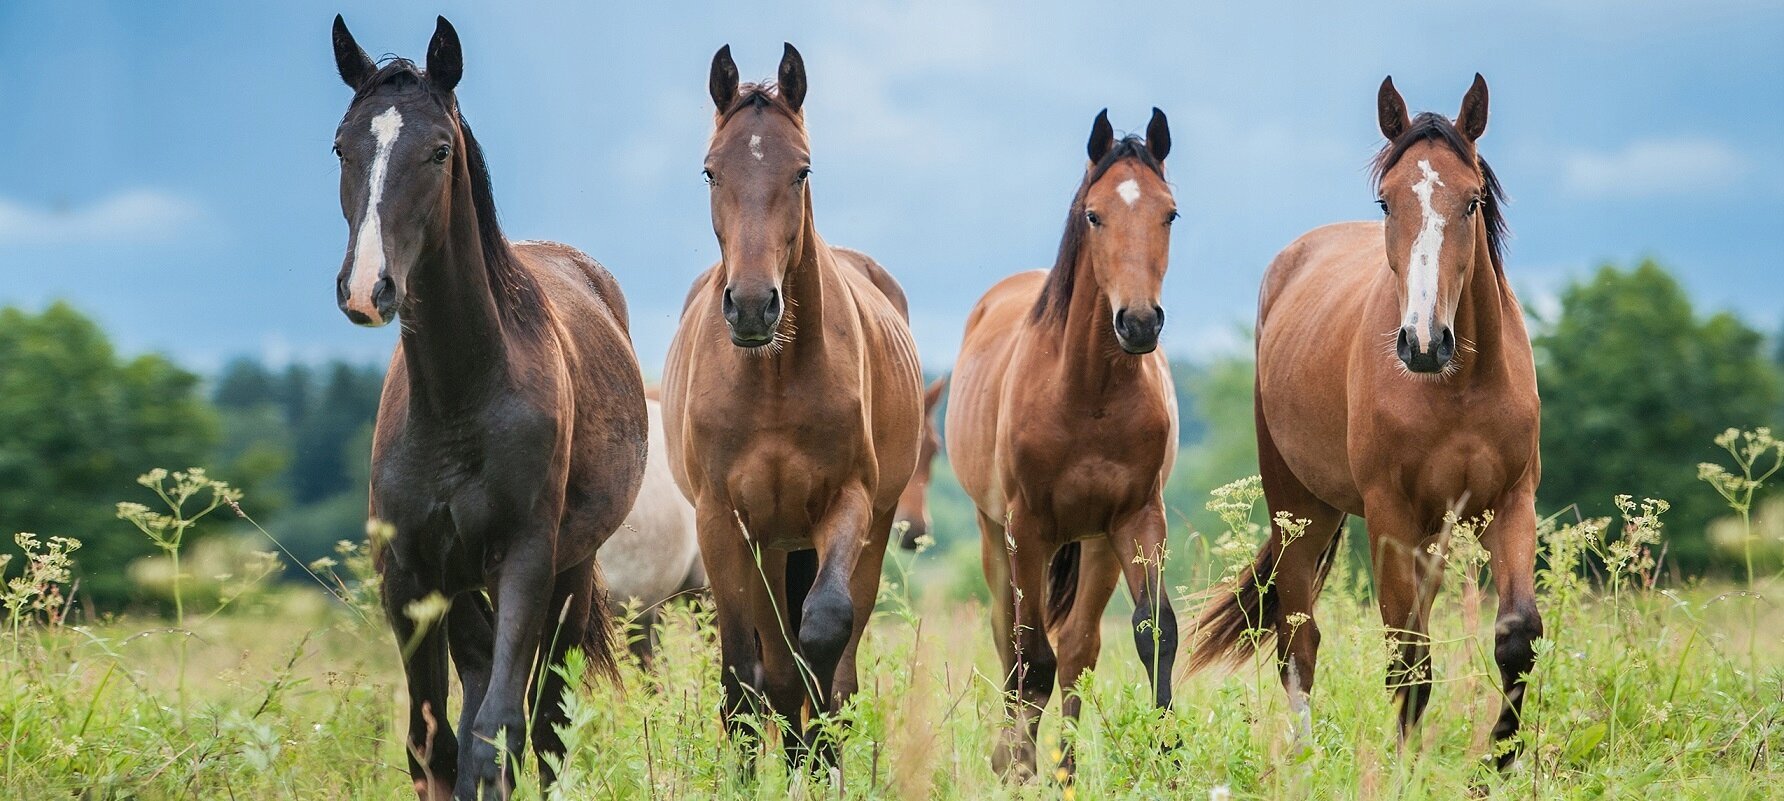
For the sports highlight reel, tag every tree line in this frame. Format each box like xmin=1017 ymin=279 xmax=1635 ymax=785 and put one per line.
xmin=1 ymin=259 xmax=1779 ymax=610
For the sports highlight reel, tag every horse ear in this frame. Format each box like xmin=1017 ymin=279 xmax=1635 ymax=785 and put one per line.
xmin=709 ymin=45 xmax=739 ymax=111
xmin=332 ymin=15 xmax=376 ymax=90
xmin=778 ymin=43 xmax=807 ymax=112
xmin=426 ymin=16 xmax=463 ymax=93
xmin=923 ymin=377 xmax=946 ymax=412
xmin=1378 ymin=76 xmax=1409 ymax=141
xmin=1145 ymin=107 xmax=1171 ymax=162
xmin=1457 ymin=73 xmax=1489 ymax=141
xmin=1087 ymin=109 xmax=1114 ymax=163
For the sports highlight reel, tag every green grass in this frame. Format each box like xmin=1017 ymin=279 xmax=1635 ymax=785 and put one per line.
xmin=2 ymin=549 xmax=1780 ymax=799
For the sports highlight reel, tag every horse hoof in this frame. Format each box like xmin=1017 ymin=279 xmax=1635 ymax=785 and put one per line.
xmin=412 ymin=777 xmax=453 ymax=801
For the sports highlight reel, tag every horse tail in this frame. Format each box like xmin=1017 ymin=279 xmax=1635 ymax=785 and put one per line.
xmin=579 ymin=567 xmax=622 ymax=684
xmin=1188 ymin=521 xmax=1344 ymax=674
xmin=1046 ymin=542 xmax=1081 ymax=625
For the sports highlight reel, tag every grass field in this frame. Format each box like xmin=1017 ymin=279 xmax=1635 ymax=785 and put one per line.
xmin=4 ymin=490 xmax=1782 ymax=800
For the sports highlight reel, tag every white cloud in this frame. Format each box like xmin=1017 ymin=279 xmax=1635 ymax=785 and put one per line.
xmin=0 ymin=189 xmax=207 ymax=246
xmin=1562 ymin=137 xmax=1748 ymax=198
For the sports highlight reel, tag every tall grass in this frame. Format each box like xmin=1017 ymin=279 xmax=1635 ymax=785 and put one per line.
xmin=1 ymin=431 xmax=1781 ymax=798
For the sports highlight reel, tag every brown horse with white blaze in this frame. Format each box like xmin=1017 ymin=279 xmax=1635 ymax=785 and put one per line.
xmin=330 ymin=17 xmax=646 ymax=800
xmin=1189 ymin=75 xmax=1542 ymax=771
xmin=660 ymin=43 xmax=922 ymax=762
xmin=947 ymin=109 xmax=1179 ymax=780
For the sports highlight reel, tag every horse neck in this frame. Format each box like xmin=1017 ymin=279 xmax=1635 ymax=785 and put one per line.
xmin=1452 ymin=236 xmax=1512 ymax=381
xmin=1053 ymin=249 xmax=1141 ymax=392
xmin=400 ymin=180 xmax=512 ymax=416
xmin=776 ymin=192 xmax=830 ymax=357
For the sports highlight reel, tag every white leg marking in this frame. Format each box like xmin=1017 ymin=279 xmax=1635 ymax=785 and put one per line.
xmin=1403 ymin=159 xmax=1446 ymax=347
xmin=748 ymin=134 xmax=764 ymax=161
xmin=349 ymin=106 xmax=405 ymax=306
xmin=1116 ymin=178 xmax=1141 ymax=207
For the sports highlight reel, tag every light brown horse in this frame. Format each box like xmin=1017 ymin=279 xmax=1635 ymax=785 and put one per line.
xmin=1190 ymin=75 xmax=1542 ymax=771
xmin=660 ymin=43 xmax=923 ymax=763
xmin=894 ymin=377 xmax=948 ymax=550
xmin=947 ymin=109 xmax=1179 ymax=780
xmin=330 ymin=17 xmax=646 ymax=800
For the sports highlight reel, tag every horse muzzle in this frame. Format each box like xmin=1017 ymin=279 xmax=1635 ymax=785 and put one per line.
xmin=723 ymin=284 xmax=783 ymax=348
xmin=1397 ymin=324 xmax=1455 ymax=373
xmin=338 ymin=272 xmax=397 ymax=328
xmin=1113 ymin=304 xmax=1165 ymax=354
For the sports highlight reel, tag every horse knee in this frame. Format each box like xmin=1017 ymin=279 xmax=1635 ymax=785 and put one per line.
xmin=797 ymin=588 xmax=854 ymax=671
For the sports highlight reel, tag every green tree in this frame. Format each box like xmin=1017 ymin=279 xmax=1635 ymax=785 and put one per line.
xmin=1534 ymin=261 xmax=1782 ymax=575
xmin=0 ymin=303 xmax=219 ymax=607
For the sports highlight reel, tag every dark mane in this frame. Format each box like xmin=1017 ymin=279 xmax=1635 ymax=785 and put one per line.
xmin=718 ymin=82 xmax=800 ymax=124
xmin=347 ymin=59 xmax=540 ymax=325
xmin=1370 ymin=112 xmax=1509 ymax=272
xmin=1031 ymin=136 xmax=1165 ymax=321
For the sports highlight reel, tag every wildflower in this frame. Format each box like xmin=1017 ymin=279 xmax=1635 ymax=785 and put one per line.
xmin=404 ymin=592 xmax=450 ymax=628
xmin=1210 ymin=786 xmax=1232 ymax=801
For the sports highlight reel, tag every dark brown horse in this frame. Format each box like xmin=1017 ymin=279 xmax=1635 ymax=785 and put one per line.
xmin=331 ymin=17 xmax=646 ymax=799
xmin=1190 ymin=75 xmax=1542 ymax=771
xmin=895 ymin=377 xmax=948 ymax=550
xmin=660 ymin=44 xmax=923 ymax=762
xmin=946 ymin=109 xmax=1179 ymax=780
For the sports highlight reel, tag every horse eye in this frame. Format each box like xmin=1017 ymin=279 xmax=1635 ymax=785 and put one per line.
xmin=1166 ymin=210 xmax=1180 ymax=225
xmin=701 ymin=168 xmax=715 ymax=185
xmin=1466 ymin=197 xmax=1482 ymax=215
xmin=432 ymin=145 xmax=451 ymax=164
xmin=1085 ymin=210 xmax=1102 ymax=227
xmin=332 ymin=144 xmax=343 ymax=160
xmin=1376 ymin=198 xmax=1390 ymax=216
xmin=794 ymin=167 xmax=812 ymax=184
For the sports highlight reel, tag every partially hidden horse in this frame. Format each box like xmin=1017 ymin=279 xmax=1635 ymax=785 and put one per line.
xmin=946 ymin=109 xmax=1180 ymax=780
xmin=1189 ymin=75 xmax=1542 ymax=771
xmin=599 ymin=395 xmax=704 ymax=666
xmin=894 ymin=377 xmax=948 ymax=550
xmin=660 ymin=44 xmax=923 ymax=762
xmin=331 ymin=17 xmax=646 ymax=800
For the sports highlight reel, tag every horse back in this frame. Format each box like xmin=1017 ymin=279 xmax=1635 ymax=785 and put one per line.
xmin=831 ymin=246 xmax=910 ymax=321
xmin=944 ymin=270 xmax=1048 ymax=515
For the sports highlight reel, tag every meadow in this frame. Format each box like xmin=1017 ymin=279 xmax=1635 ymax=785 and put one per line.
xmin=2 ymin=431 xmax=1781 ymax=799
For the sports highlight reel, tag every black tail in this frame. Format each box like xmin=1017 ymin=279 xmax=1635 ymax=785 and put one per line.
xmin=581 ymin=569 xmax=622 ymax=683
xmin=785 ymin=547 xmax=819 ymax=639
xmin=1046 ymin=542 xmax=1081 ymax=624
xmin=1187 ymin=521 xmax=1345 ymax=673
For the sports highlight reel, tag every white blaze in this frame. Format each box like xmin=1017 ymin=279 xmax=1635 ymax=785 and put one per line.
xmin=348 ymin=106 xmax=405 ymax=309
xmin=1116 ymin=178 xmax=1141 ymax=207
xmin=748 ymin=134 xmax=764 ymax=161
xmin=1403 ymin=159 xmax=1446 ymax=348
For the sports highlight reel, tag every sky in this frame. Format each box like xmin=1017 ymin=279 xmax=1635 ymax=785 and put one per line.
xmin=1 ymin=1 xmax=1780 ymax=375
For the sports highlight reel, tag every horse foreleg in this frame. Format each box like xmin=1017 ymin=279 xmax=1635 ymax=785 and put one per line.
xmin=1366 ymin=504 xmax=1444 ymax=746
xmin=1110 ymin=503 xmax=1178 ymax=711
xmin=695 ymin=501 xmax=771 ymax=758
xmin=1484 ymin=489 xmax=1543 ymax=770
xmin=446 ymin=592 xmax=494 ymax=792
xmin=993 ymin=504 xmax=1057 ymax=783
xmin=1050 ymin=537 xmax=1121 ymax=776
xmin=460 ymin=535 xmax=556 ymax=801
xmin=829 ymin=507 xmax=896 ymax=705
xmin=382 ymin=562 xmax=458 ymax=800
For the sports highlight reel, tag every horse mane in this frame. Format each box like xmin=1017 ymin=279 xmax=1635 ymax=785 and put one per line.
xmin=1370 ymin=112 xmax=1508 ymax=273
xmin=347 ymin=59 xmax=542 ymax=326
xmin=1031 ymin=136 xmax=1165 ymax=321
xmin=717 ymin=82 xmax=801 ymax=124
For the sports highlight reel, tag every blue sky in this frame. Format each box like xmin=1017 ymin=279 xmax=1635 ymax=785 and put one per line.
xmin=1 ymin=1 xmax=1779 ymax=374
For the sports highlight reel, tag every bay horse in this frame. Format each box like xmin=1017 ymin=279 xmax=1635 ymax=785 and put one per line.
xmin=946 ymin=109 xmax=1179 ymax=780
xmin=660 ymin=44 xmax=923 ymax=762
xmin=331 ymin=17 xmax=646 ymax=799
xmin=894 ymin=377 xmax=948 ymax=550
xmin=1189 ymin=75 xmax=1542 ymax=771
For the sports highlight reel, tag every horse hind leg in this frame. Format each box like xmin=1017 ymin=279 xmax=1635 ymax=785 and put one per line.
xmin=1257 ymin=429 xmax=1348 ymax=747
xmin=528 ymin=557 xmax=600 ymax=786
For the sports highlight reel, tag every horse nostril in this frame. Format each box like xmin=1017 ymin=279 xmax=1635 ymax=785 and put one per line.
xmin=765 ymin=288 xmax=782 ymax=318
xmin=1397 ymin=327 xmax=1415 ymax=360
xmin=1153 ymin=305 xmax=1165 ymax=328
xmin=336 ymin=275 xmax=349 ymax=305
xmin=1114 ymin=307 xmax=1128 ymax=333
xmin=1435 ymin=327 xmax=1456 ymax=361
xmin=372 ymin=277 xmax=395 ymax=309
xmin=722 ymin=288 xmax=738 ymax=321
